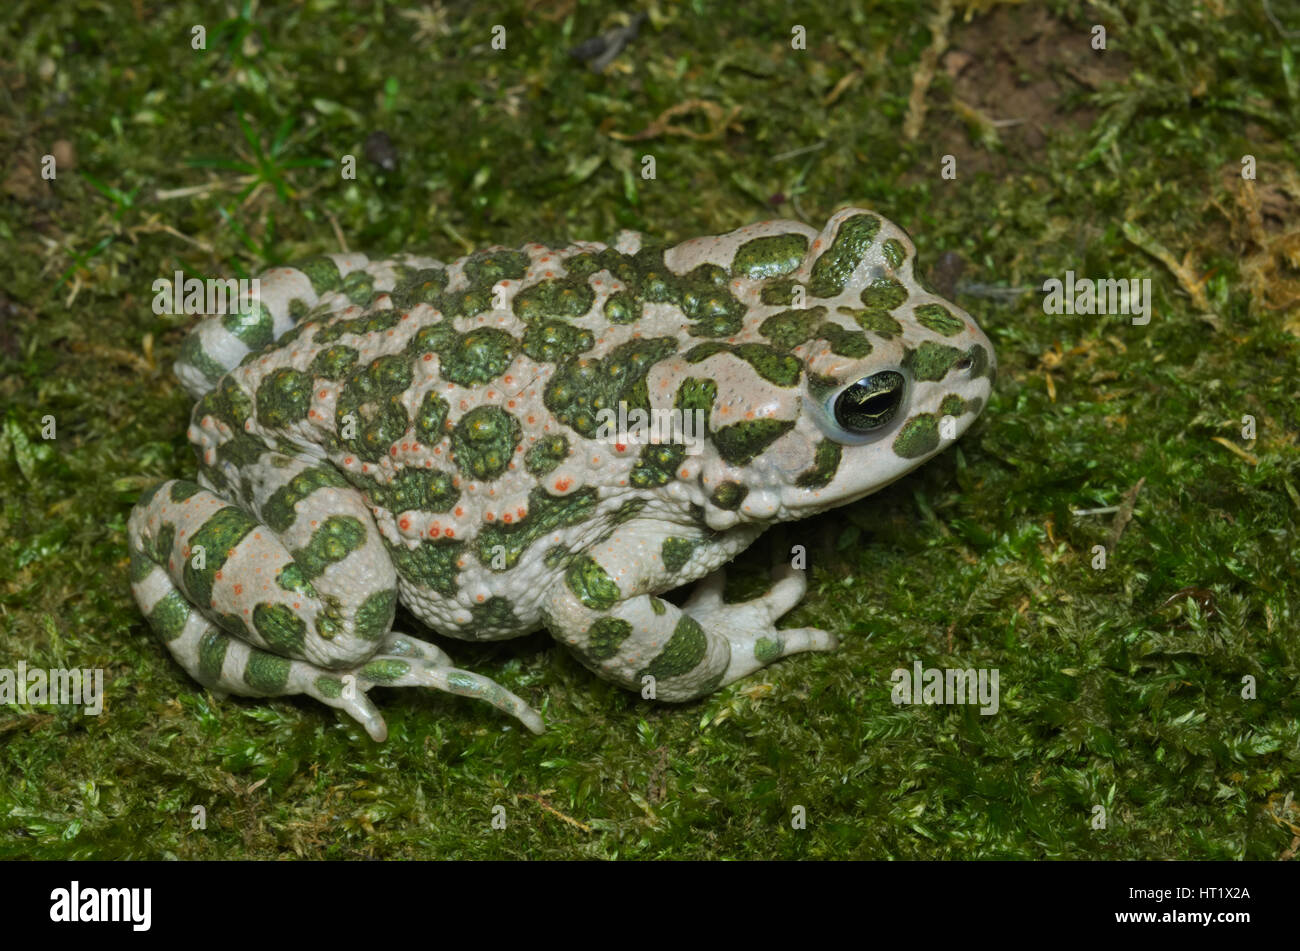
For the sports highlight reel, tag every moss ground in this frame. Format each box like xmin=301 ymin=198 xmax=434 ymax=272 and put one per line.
xmin=1 ymin=0 xmax=1298 ymax=859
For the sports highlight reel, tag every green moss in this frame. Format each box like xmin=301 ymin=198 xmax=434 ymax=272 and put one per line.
xmin=3 ymin=0 xmax=1297 ymax=864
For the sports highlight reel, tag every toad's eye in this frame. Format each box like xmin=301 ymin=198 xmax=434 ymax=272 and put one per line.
xmin=833 ymin=371 xmax=906 ymax=435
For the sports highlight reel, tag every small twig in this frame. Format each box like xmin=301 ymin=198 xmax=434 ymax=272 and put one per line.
xmin=519 ymin=793 xmax=592 ymax=832
xmin=1264 ymin=0 xmax=1299 ymax=38
xmin=771 ymin=141 xmax=828 ymax=162
xmin=1071 ymin=505 xmax=1121 ymax=517
xmin=1211 ymin=436 xmax=1259 ymax=466
xmin=1107 ymin=476 xmax=1145 ymax=549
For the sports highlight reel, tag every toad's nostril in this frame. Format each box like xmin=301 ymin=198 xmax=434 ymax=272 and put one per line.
xmin=954 ymin=356 xmax=974 ymax=371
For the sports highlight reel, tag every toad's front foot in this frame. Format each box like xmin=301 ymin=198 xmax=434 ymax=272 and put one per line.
xmin=684 ymin=564 xmax=838 ymax=685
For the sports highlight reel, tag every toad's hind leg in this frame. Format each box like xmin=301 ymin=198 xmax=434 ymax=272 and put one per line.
xmin=127 ymin=472 xmax=543 ymax=740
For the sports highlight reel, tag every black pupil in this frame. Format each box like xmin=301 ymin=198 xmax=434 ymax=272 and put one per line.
xmin=834 ymin=372 xmax=904 ymax=433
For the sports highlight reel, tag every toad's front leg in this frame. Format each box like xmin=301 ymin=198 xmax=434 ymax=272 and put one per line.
xmin=542 ymin=526 xmax=837 ymax=701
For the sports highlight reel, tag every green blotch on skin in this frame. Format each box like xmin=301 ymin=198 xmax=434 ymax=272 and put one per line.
xmin=180 ymin=331 xmax=229 ymax=384
xmin=445 ymin=671 xmax=484 ymax=693
xmin=882 ymin=238 xmax=907 ymax=270
xmin=414 ymin=391 xmax=450 ymax=445
xmin=354 ymin=588 xmax=397 ymax=640
xmin=939 ymin=394 xmax=966 ymax=418
xmin=150 ymin=521 xmax=176 ymax=567
xmin=758 ymin=307 xmax=827 ymax=349
xmin=253 ymin=602 xmax=306 ymax=654
xmin=649 ymin=598 xmax=667 ymax=616
xmin=859 ymin=278 xmax=909 ymax=312
xmin=238 ymin=650 xmax=289 ymax=692
xmin=661 ymin=537 xmax=697 ymax=574
xmin=362 ymin=658 xmax=411 ymax=683
xmin=385 ymin=537 xmax=464 ymax=596
xmin=440 ymin=286 xmax=494 ymax=319
xmin=475 ymin=487 xmax=597 ymax=572
xmin=451 ymin=405 xmax=522 ymax=481
xmin=405 ymin=322 xmax=457 ymax=359
xmin=341 ymin=269 xmax=376 ymax=305
xmin=566 ymin=555 xmax=621 ymax=611
xmin=611 ymin=498 xmax=647 ymax=526
xmin=148 ymin=590 xmax=191 ymax=642
xmin=544 ymin=336 xmax=678 ymax=438
xmin=915 ymin=303 xmax=966 ymax=336
xmin=544 ymin=545 xmax=573 ymax=570
xmin=842 ymin=305 xmax=904 ymax=338
xmin=391 ymin=268 xmax=449 ymax=309
xmin=441 ymin=328 xmax=518 ymax=386
xmin=968 ymin=343 xmax=995 ymax=382
xmin=218 ymin=612 xmax=250 ymax=639
xmin=197 ymin=375 xmax=255 ymax=430
xmin=904 ymin=341 xmax=966 ymax=381
xmin=684 ymin=342 xmax=801 ymax=387
xmin=314 ymin=307 xmax=402 ymax=345
xmin=808 ymin=214 xmax=881 ymax=298
xmin=754 ymin=636 xmax=783 ymax=664
xmin=525 ymin=434 xmax=570 ymax=475
xmin=965 ymin=396 xmax=984 ymax=416
xmin=711 ymin=418 xmax=796 ymax=466
xmin=169 ymin=481 xmax=202 ymax=503
xmin=795 ymin=439 xmax=842 ymax=489
xmin=256 ymin=367 xmax=314 ymax=428
xmin=629 ymin=375 xmax=716 ymax=488
xmin=463 ymin=249 xmax=530 ymax=286
xmin=814 ymin=323 xmax=872 ymax=358
xmin=315 ymin=598 xmax=343 ymax=641
xmin=314 ymin=676 xmax=344 ymax=698
xmin=733 ymin=343 xmax=802 ymax=386
xmin=641 ymin=614 xmax=708 ymax=680
xmin=603 ymin=291 xmax=641 ymax=324
xmin=522 ymin=321 xmax=593 ymax=363
xmin=336 ymin=355 xmax=414 ymax=461
xmin=297 ymin=256 xmax=343 ymax=294
xmin=678 ymin=271 xmax=746 ymax=337
xmin=731 ymin=232 xmax=809 ymax=280
xmin=365 ymin=466 xmax=459 ymax=514
xmin=221 ymin=301 xmax=274 ymax=351
xmin=277 ymin=564 xmax=321 ymax=599
xmin=294 ymin=515 xmax=366 ymax=581
xmin=129 ymin=550 xmax=156 ymax=583
xmin=586 ymin=617 xmax=633 ymax=661
xmin=135 ymin=480 xmax=166 ymax=511
xmin=759 ymin=279 xmax=802 ymax=307
xmin=184 ymin=505 xmax=258 ymax=607
xmin=264 ymin=466 xmax=350 ymax=533
xmin=893 ymin=414 xmax=941 ymax=458
xmin=197 ymin=630 xmax=231 ymax=686
xmin=630 ymin=441 xmax=686 ymax=488
xmin=512 ymin=278 xmax=596 ymax=322
xmin=470 ymin=596 xmax=518 ymax=631
xmin=309 ymin=345 xmax=359 ymax=380
xmin=710 ymin=481 xmax=749 ymax=510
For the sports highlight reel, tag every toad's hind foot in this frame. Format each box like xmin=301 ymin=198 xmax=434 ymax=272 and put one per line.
xmin=347 ymin=652 xmax=546 ymax=740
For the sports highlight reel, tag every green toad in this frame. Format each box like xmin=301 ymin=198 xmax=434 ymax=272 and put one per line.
xmin=128 ymin=208 xmax=995 ymax=739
